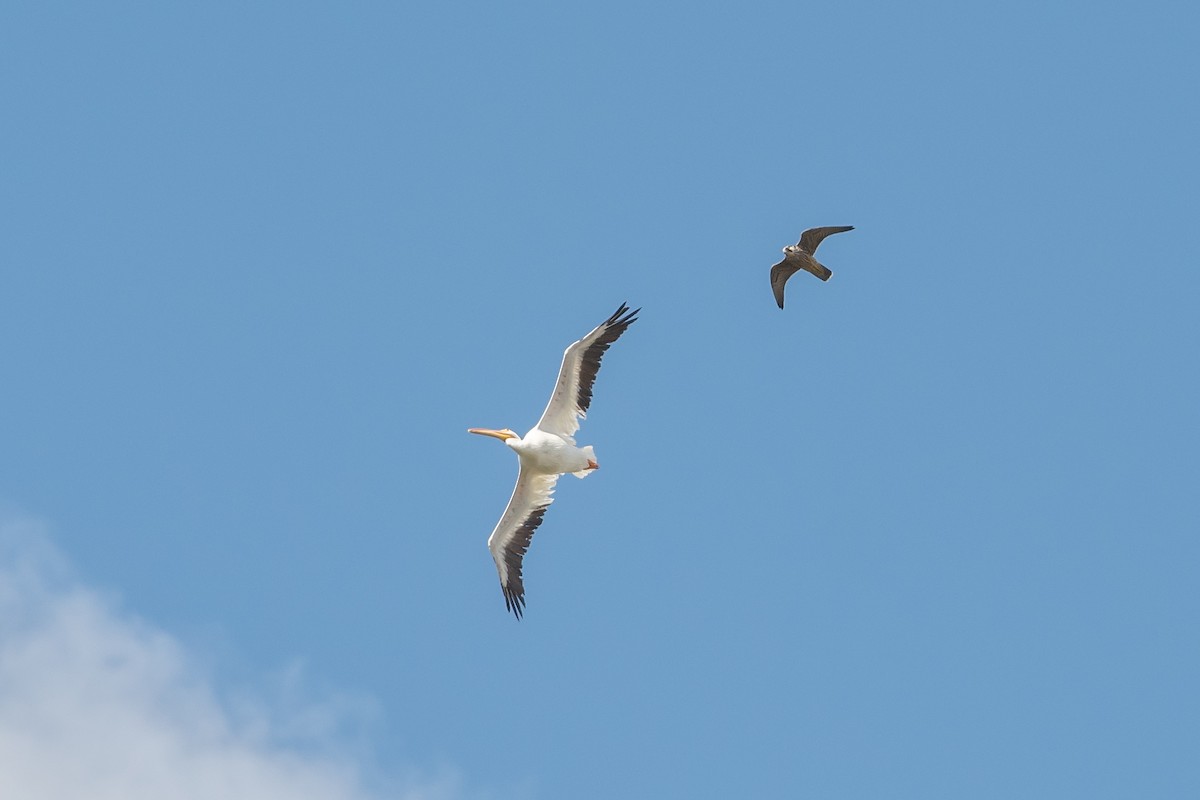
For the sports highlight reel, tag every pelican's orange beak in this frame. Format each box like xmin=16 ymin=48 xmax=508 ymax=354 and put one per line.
xmin=467 ymin=428 xmax=518 ymax=441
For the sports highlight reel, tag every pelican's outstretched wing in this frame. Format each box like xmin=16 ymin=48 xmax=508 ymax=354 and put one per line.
xmin=487 ymin=468 xmax=560 ymax=619
xmin=797 ymin=225 xmax=854 ymax=255
xmin=535 ymin=303 xmax=639 ymax=439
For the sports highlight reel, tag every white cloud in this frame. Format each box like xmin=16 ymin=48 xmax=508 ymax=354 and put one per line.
xmin=0 ymin=515 xmax=457 ymax=800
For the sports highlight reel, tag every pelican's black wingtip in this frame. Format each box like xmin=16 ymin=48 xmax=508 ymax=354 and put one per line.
xmin=503 ymin=588 xmax=526 ymax=620
xmin=607 ymin=302 xmax=640 ymax=328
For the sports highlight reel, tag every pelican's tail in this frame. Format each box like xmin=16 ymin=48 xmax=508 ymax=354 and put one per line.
xmin=572 ymin=446 xmax=597 ymax=479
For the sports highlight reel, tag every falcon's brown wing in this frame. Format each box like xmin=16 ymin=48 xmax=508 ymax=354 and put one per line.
xmin=770 ymin=258 xmax=800 ymax=309
xmin=798 ymin=225 xmax=854 ymax=255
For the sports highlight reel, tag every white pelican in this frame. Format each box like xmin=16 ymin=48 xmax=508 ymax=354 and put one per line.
xmin=770 ymin=225 xmax=854 ymax=309
xmin=469 ymin=303 xmax=639 ymax=619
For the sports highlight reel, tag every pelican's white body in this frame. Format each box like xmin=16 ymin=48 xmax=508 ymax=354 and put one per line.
xmin=507 ymin=428 xmax=596 ymax=479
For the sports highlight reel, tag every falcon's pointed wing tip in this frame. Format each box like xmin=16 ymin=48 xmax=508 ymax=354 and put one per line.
xmin=801 ymin=224 xmax=856 ymax=233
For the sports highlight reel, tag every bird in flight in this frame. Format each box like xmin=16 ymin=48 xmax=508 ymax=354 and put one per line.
xmin=468 ymin=303 xmax=639 ymax=619
xmin=770 ymin=226 xmax=854 ymax=309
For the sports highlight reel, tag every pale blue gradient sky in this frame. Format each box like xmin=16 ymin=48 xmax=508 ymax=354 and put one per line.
xmin=2 ymin=2 xmax=1198 ymax=797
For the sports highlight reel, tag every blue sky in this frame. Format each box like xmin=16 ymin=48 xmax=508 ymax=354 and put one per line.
xmin=2 ymin=2 xmax=1198 ymax=797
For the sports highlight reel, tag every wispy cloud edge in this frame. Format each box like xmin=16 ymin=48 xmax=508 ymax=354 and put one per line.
xmin=0 ymin=514 xmax=458 ymax=800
